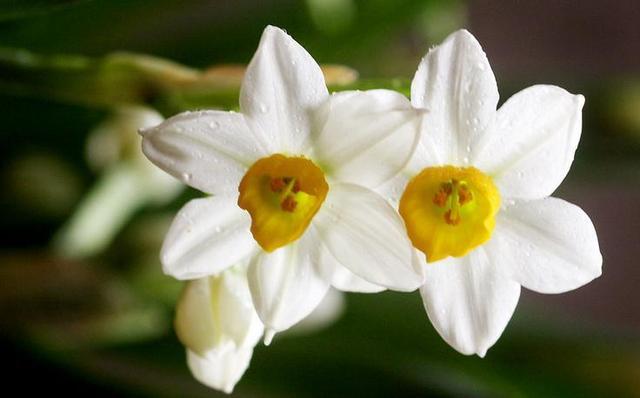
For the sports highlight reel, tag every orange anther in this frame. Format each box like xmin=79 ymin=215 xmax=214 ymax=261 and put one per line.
xmin=458 ymin=185 xmax=473 ymax=205
xmin=433 ymin=189 xmax=448 ymax=207
xmin=281 ymin=195 xmax=297 ymax=212
xmin=270 ymin=177 xmax=286 ymax=192
xmin=292 ymin=180 xmax=301 ymax=193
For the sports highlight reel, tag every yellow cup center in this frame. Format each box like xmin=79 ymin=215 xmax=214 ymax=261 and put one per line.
xmin=238 ymin=154 xmax=328 ymax=252
xmin=399 ymin=166 xmax=500 ymax=262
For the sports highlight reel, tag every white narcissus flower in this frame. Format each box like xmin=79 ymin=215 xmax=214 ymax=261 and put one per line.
xmin=54 ymin=106 xmax=183 ymax=258
xmin=175 ymin=267 xmax=263 ymax=394
xmin=381 ymin=30 xmax=602 ymax=356
xmin=178 ymin=269 xmax=347 ymax=393
xmin=142 ymin=26 xmax=423 ymax=341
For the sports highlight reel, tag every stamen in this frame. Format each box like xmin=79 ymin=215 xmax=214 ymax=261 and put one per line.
xmin=444 ymin=210 xmax=460 ymax=225
xmin=433 ymin=190 xmax=448 ymax=207
xmin=458 ymin=184 xmax=473 ymax=205
xmin=269 ymin=177 xmax=286 ymax=192
xmin=281 ymin=195 xmax=297 ymax=212
xmin=433 ymin=179 xmax=474 ymax=226
xmin=269 ymin=176 xmax=301 ymax=213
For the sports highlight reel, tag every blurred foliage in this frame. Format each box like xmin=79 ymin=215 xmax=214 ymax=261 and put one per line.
xmin=0 ymin=46 xmax=397 ymax=116
xmin=8 ymin=288 xmax=639 ymax=397
xmin=0 ymin=0 xmax=91 ymax=21
xmin=0 ymin=47 xmax=197 ymax=110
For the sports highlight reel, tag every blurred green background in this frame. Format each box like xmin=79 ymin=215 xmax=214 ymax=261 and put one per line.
xmin=1 ymin=0 xmax=639 ymax=396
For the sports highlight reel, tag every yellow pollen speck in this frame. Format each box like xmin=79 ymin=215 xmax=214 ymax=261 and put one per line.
xmin=238 ymin=154 xmax=328 ymax=252
xmin=399 ymin=166 xmax=500 ymax=262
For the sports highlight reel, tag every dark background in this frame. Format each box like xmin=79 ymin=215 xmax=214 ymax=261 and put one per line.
xmin=1 ymin=0 xmax=639 ymax=396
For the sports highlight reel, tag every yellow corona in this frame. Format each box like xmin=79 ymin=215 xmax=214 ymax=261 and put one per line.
xmin=399 ymin=166 xmax=500 ymax=262
xmin=238 ymin=154 xmax=328 ymax=252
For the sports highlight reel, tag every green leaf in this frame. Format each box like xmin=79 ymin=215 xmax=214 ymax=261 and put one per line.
xmin=0 ymin=0 xmax=92 ymax=21
xmin=0 ymin=48 xmax=208 ymax=114
xmin=0 ymin=47 xmax=376 ymax=116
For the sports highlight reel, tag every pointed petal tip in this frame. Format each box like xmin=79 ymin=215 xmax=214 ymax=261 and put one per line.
xmin=263 ymin=328 xmax=276 ymax=346
xmin=160 ymin=259 xmax=183 ymax=280
xmin=264 ymin=24 xmax=281 ymax=33
xmin=138 ymin=126 xmax=152 ymax=137
xmin=454 ymin=28 xmax=473 ymax=37
xmin=261 ymin=25 xmax=289 ymax=42
xmin=449 ymin=342 xmax=489 ymax=358
xmin=447 ymin=28 xmax=480 ymax=45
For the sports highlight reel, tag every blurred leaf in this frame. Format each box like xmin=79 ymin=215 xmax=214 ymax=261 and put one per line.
xmin=19 ymin=291 xmax=640 ymax=397
xmin=0 ymin=47 xmax=205 ymax=114
xmin=306 ymin=0 xmax=356 ymax=35
xmin=4 ymin=151 xmax=82 ymax=217
xmin=0 ymin=252 xmax=170 ymax=350
xmin=602 ymin=80 xmax=640 ymax=145
xmin=52 ymin=163 xmax=156 ymax=259
xmin=337 ymin=77 xmax=411 ymax=97
xmin=0 ymin=0 xmax=91 ymax=21
xmin=0 ymin=47 xmax=364 ymax=115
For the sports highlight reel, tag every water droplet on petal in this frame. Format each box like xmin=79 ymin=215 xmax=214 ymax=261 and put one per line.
xmin=182 ymin=172 xmax=191 ymax=182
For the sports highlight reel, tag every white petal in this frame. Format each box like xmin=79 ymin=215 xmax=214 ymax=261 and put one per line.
xmin=216 ymin=270 xmax=265 ymax=348
xmin=420 ymin=248 xmax=521 ymax=356
xmin=247 ymin=228 xmax=331 ymax=335
xmin=187 ymin=346 xmax=253 ymax=394
xmin=313 ymin=90 xmax=421 ymax=187
xmin=308 ymin=229 xmax=386 ymax=294
xmin=313 ymin=183 xmax=423 ymax=291
xmin=175 ymin=278 xmax=218 ymax=355
xmin=475 ymin=85 xmax=584 ymax=199
xmin=287 ymin=289 xmax=346 ymax=335
xmin=141 ymin=110 xmax=267 ymax=196
xmin=310 ymin=235 xmax=385 ymax=293
xmin=240 ymin=26 xmax=328 ymax=154
xmin=331 ymin=264 xmax=386 ymax=293
xmin=161 ymin=197 xmax=255 ymax=280
xmin=374 ymin=171 xmax=410 ymax=208
xmin=488 ymin=197 xmax=602 ymax=294
xmin=411 ymin=29 xmax=499 ymax=166
xmin=175 ymin=271 xmax=263 ymax=356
